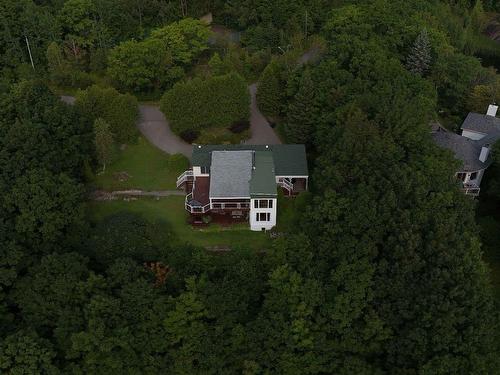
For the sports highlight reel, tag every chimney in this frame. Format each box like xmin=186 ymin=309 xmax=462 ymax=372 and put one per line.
xmin=486 ymin=104 xmax=498 ymax=117
xmin=479 ymin=146 xmax=490 ymax=162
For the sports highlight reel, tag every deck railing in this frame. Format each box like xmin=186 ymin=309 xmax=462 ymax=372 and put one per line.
xmin=463 ymin=183 xmax=480 ymax=197
xmin=278 ymin=178 xmax=294 ymax=192
xmin=185 ymin=192 xmax=211 ymax=213
xmin=176 ymin=170 xmax=194 ymax=188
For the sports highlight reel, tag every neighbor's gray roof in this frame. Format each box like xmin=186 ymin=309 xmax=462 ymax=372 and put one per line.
xmin=192 ymin=144 xmax=308 ymax=176
xmin=461 ymin=112 xmax=500 ymax=136
xmin=209 ymin=151 xmax=253 ymax=198
xmin=250 ymin=151 xmax=277 ymax=196
xmin=432 ymin=128 xmax=491 ymax=172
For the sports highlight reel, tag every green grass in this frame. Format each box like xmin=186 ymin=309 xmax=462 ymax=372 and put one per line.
xmin=93 ymin=137 xmax=189 ymax=191
xmin=87 ymin=196 xmax=271 ymax=250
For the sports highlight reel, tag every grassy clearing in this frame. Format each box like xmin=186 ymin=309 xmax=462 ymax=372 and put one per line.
xmin=93 ymin=137 xmax=189 ymax=191
xmin=87 ymin=196 xmax=271 ymax=250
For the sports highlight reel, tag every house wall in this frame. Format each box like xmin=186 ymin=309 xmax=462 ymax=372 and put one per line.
xmin=461 ymin=129 xmax=486 ymax=141
xmin=249 ymin=198 xmax=277 ymax=231
xmin=193 ymin=166 xmax=209 ymax=177
xmin=458 ymin=169 xmax=485 ymax=186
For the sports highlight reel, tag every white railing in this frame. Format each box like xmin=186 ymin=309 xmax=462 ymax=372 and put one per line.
xmin=176 ymin=170 xmax=194 ymax=188
xmin=278 ymin=178 xmax=293 ymax=192
xmin=463 ymin=183 xmax=480 ymax=197
xmin=185 ymin=192 xmax=211 ymax=213
xmin=211 ymin=202 xmax=249 ymax=210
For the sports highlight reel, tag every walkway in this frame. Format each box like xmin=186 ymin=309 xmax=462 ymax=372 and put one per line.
xmin=92 ymin=189 xmax=185 ymax=201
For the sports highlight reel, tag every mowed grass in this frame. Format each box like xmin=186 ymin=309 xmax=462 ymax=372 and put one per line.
xmin=87 ymin=196 xmax=271 ymax=250
xmin=93 ymin=137 xmax=189 ymax=191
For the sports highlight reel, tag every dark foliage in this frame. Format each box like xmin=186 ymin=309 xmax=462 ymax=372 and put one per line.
xmin=229 ymin=119 xmax=250 ymax=133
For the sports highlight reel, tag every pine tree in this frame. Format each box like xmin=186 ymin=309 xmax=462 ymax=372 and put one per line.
xmin=406 ymin=29 xmax=431 ymax=76
xmin=285 ymin=69 xmax=316 ymax=144
xmin=256 ymin=60 xmax=285 ymax=118
xmin=208 ymin=52 xmax=227 ymax=76
xmin=94 ymin=118 xmax=115 ymax=173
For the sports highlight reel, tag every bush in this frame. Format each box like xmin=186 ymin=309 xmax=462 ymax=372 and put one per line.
xmin=180 ymin=129 xmax=200 ymax=143
xmin=160 ymin=72 xmax=250 ymax=134
xmin=229 ymin=120 xmax=250 ymax=133
xmin=75 ymin=85 xmax=139 ymax=144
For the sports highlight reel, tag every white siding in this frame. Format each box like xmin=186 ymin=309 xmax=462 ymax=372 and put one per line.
xmin=461 ymin=129 xmax=486 ymax=141
xmin=250 ymin=198 xmax=277 ymax=231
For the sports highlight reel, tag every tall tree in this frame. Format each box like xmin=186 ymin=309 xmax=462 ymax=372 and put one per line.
xmin=406 ymin=29 xmax=432 ymax=76
xmin=285 ymin=69 xmax=316 ymax=144
xmin=93 ymin=118 xmax=115 ymax=173
xmin=256 ymin=60 xmax=285 ymax=119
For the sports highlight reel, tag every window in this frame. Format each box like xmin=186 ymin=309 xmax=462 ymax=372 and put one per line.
xmin=457 ymin=172 xmax=466 ymax=181
xmin=256 ymin=212 xmax=270 ymax=222
xmin=254 ymin=199 xmax=273 ymax=208
xmin=470 ymin=172 xmax=478 ymax=180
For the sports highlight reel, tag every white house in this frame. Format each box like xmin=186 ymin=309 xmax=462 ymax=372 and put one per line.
xmin=176 ymin=145 xmax=308 ymax=231
xmin=432 ymin=104 xmax=500 ymax=196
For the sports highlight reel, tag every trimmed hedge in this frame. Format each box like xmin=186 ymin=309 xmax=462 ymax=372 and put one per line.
xmin=160 ymin=72 xmax=250 ymax=135
xmin=75 ymin=85 xmax=139 ymax=144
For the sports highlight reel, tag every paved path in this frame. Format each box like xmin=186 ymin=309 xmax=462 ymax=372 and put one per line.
xmin=138 ymin=105 xmax=192 ymax=158
xmin=244 ymin=84 xmax=282 ymax=145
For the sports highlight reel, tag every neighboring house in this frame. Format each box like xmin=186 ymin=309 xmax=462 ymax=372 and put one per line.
xmin=432 ymin=104 xmax=500 ymax=196
xmin=176 ymin=145 xmax=308 ymax=231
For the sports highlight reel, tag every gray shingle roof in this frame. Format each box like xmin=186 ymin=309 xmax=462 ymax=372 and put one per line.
xmin=432 ymin=128 xmax=491 ymax=171
xmin=461 ymin=112 xmax=500 ymax=136
xmin=191 ymin=144 xmax=308 ymax=176
xmin=209 ymin=151 xmax=253 ymax=198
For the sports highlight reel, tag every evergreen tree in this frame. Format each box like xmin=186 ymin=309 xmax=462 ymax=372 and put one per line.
xmin=406 ymin=29 xmax=431 ymax=76
xmin=285 ymin=69 xmax=316 ymax=144
xmin=93 ymin=118 xmax=115 ymax=173
xmin=256 ymin=60 xmax=285 ymax=119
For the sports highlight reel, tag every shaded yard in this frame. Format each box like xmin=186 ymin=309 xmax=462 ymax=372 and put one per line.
xmin=93 ymin=137 xmax=189 ymax=191
xmin=87 ymin=196 xmax=271 ymax=250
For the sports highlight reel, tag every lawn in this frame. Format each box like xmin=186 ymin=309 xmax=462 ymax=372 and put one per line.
xmin=87 ymin=196 xmax=271 ymax=250
xmin=93 ymin=137 xmax=189 ymax=191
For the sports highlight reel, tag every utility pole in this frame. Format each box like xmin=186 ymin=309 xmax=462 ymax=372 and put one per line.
xmin=25 ymin=35 xmax=35 ymax=70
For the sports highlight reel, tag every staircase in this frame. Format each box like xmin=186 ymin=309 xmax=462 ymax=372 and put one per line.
xmin=176 ymin=170 xmax=194 ymax=189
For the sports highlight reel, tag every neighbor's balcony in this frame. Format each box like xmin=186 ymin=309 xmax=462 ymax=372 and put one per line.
xmin=462 ymin=182 xmax=480 ymax=197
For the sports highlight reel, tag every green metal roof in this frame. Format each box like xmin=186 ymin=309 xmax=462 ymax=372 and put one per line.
xmin=250 ymin=151 xmax=277 ymax=197
xmin=191 ymin=144 xmax=308 ymax=176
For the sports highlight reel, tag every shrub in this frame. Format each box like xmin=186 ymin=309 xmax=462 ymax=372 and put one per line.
xmin=180 ymin=129 xmax=200 ymax=143
xmin=160 ymin=72 xmax=250 ymax=135
xmin=229 ymin=120 xmax=250 ymax=133
xmin=75 ymin=85 xmax=139 ymax=144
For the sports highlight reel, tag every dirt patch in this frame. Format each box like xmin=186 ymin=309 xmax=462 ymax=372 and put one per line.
xmin=113 ymin=171 xmax=131 ymax=182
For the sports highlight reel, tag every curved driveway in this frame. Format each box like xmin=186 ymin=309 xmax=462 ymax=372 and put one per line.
xmin=138 ymin=105 xmax=192 ymax=157
xmin=61 ymin=84 xmax=283 ymax=159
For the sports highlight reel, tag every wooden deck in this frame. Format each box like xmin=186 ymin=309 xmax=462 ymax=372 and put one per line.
xmin=193 ymin=177 xmax=210 ymax=206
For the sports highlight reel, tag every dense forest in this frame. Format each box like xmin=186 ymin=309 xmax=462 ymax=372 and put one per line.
xmin=2 ymin=0 xmax=500 ymax=373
